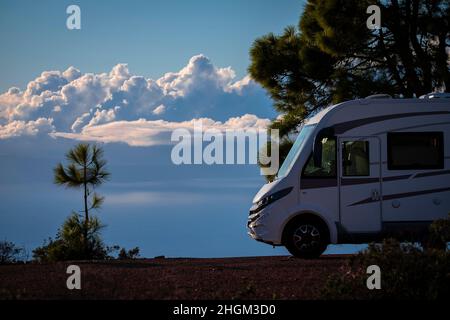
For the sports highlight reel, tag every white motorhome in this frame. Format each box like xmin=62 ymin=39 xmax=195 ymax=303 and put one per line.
xmin=248 ymin=93 xmax=450 ymax=258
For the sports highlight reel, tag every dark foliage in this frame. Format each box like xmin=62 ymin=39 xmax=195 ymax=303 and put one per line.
xmin=250 ymin=0 xmax=450 ymax=168
xmin=117 ymin=247 xmax=141 ymax=260
xmin=32 ymin=213 xmax=112 ymax=262
xmin=321 ymin=215 xmax=450 ymax=299
xmin=0 ymin=241 xmax=25 ymax=264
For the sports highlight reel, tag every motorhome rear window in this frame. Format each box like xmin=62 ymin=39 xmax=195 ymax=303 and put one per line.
xmin=387 ymin=132 xmax=444 ymax=170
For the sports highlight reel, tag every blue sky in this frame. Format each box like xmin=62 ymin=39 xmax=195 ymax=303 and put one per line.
xmin=0 ymin=0 xmax=304 ymax=92
xmin=0 ymin=0 xmax=364 ymax=258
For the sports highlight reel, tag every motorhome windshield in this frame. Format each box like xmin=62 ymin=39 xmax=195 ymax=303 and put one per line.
xmin=277 ymin=124 xmax=316 ymax=179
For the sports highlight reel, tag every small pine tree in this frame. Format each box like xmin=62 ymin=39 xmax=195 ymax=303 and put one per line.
xmin=53 ymin=143 xmax=110 ymax=257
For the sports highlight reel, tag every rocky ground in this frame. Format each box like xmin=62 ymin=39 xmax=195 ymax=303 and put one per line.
xmin=0 ymin=255 xmax=350 ymax=300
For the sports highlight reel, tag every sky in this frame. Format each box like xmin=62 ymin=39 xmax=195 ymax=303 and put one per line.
xmin=0 ymin=0 xmax=364 ymax=258
xmin=0 ymin=0 xmax=304 ymax=92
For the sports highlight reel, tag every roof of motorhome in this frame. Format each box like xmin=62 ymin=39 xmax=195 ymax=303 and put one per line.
xmin=305 ymin=97 xmax=450 ymax=126
xmin=305 ymin=103 xmax=339 ymax=125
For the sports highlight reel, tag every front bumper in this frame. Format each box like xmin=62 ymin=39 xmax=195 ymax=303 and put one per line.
xmin=246 ymin=207 xmax=281 ymax=246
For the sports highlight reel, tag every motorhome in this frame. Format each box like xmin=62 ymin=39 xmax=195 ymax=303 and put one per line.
xmin=248 ymin=93 xmax=450 ymax=258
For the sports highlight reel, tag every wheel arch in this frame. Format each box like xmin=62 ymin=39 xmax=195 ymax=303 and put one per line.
xmin=280 ymin=211 xmax=333 ymax=245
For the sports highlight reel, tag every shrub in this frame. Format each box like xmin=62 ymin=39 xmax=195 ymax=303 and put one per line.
xmin=0 ymin=241 xmax=25 ymax=264
xmin=117 ymin=247 xmax=140 ymax=260
xmin=33 ymin=212 xmax=111 ymax=262
xmin=322 ymin=214 xmax=450 ymax=299
xmin=321 ymin=238 xmax=450 ymax=299
xmin=322 ymin=212 xmax=450 ymax=299
xmin=426 ymin=213 xmax=450 ymax=250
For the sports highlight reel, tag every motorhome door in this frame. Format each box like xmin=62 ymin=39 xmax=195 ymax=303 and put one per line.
xmin=339 ymin=137 xmax=382 ymax=233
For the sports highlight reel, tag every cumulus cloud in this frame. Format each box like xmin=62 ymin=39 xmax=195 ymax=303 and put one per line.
xmin=152 ymin=104 xmax=166 ymax=115
xmin=0 ymin=54 xmax=275 ymax=143
xmin=0 ymin=64 xmax=131 ymax=124
xmin=71 ymin=112 xmax=91 ymax=132
xmin=226 ymin=75 xmax=253 ymax=94
xmin=86 ymin=106 xmax=119 ymax=127
xmin=62 ymin=66 xmax=82 ymax=82
xmin=51 ymin=114 xmax=270 ymax=147
xmin=0 ymin=117 xmax=54 ymax=139
xmin=156 ymin=55 xmax=235 ymax=98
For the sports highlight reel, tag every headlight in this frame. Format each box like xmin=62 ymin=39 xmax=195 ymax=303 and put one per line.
xmin=252 ymin=187 xmax=293 ymax=214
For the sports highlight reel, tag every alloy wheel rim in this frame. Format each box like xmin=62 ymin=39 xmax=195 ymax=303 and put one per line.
xmin=293 ymin=224 xmax=321 ymax=251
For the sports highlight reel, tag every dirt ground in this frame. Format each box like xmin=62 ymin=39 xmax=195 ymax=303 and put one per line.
xmin=0 ymin=255 xmax=350 ymax=300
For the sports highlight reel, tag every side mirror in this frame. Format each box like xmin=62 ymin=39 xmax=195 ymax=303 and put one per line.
xmin=312 ymin=127 xmax=334 ymax=168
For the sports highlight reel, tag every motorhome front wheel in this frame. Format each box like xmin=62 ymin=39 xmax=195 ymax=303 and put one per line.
xmin=283 ymin=218 xmax=329 ymax=259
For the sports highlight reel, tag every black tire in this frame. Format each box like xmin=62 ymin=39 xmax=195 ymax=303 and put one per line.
xmin=283 ymin=217 xmax=329 ymax=259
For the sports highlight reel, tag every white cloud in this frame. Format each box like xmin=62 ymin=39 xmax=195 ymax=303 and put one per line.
xmin=71 ymin=112 xmax=91 ymax=132
xmin=156 ymin=54 xmax=235 ymax=98
xmin=152 ymin=104 xmax=166 ymax=115
xmin=0 ymin=54 xmax=274 ymax=141
xmin=226 ymin=75 xmax=252 ymax=94
xmin=86 ymin=106 xmax=119 ymax=127
xmin=118 ymin=76 xmax=163 ymax=113
xmin=62 ymin=66 xmax=82 ymax=82
xmin=51 ymin=114 xmax=270 ymax=147
xmin=0 ymin=117 xmax=54 ymax=139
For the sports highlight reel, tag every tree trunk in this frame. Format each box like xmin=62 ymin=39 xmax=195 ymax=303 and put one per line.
xmin=437 ymin=32 xmax=450 ymax=92
xmin=409 ymin=0 xmax=432 ymax=94
xmin=83 ymin=165 xmax=89 ymax=258
xmin=390 ymin=0 xmax=422 ymax=97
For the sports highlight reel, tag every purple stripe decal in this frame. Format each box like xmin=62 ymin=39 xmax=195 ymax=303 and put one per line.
xmin=414 ymin=170 xmax=450 ymax=178
xmin=303 ymin=174 xmax=412 ymax=189
xmin=383 ymin=174 xmax=411 ymax=181
xmin=302 ymin=169 xmax=449 ymax=190
xmin=301 ymin=178 xmax=337 ymax=189
xmin=349 ymin=186 xmax=450 ymax=207
xmin=341 ymin=178 xmax=379 ymax=185
xmin=333 ymin=111 xmax=450 ymax=134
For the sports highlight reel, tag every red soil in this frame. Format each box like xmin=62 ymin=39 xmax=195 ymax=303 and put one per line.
xmin=0 ymin=255 xmax=350 ymax=300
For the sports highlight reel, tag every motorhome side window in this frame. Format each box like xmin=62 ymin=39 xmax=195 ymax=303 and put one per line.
xmin=387 ymin=132 xmax=444 ymax=170
xmin=302 ymin=137 xmax=336 ymax=177
xmin=342 ymin=141 xmax=370 ymax=176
